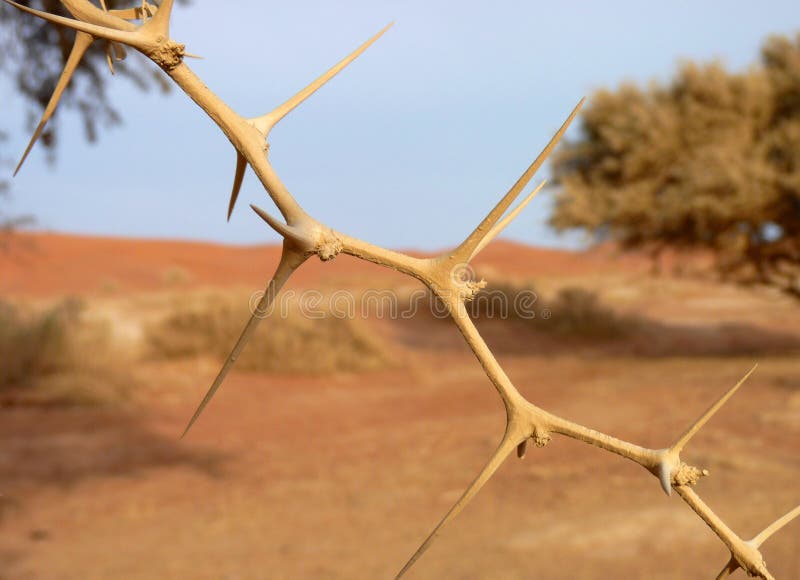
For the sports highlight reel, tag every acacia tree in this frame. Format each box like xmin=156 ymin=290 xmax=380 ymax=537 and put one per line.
xmin=550 ymin=33 xmax=800 ymax=298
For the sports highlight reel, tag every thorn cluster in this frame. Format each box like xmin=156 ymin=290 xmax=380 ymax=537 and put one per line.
xmin=6 ymin=2 xmax=797 ymax=577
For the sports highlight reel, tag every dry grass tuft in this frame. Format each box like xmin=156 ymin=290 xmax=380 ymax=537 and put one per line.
xmin=145 ymin=290 xmax=390 ymax=374
xmin=545 ymin=286 xmax=638 ymax=339
xmin=0 ymin=298 xmax=135 ymax=406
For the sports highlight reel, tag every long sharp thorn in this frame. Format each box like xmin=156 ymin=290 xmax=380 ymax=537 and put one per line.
xmin=98 ymin=0 xmax=107 ymax=10
xmin=250 ymin=204 xmax=298 ymax=241
xmin=60 ymin=0 xmax=135 ymax=31
xmin=141 ymin=0 xmax=173 ymax=37
xmin=14 ymin=31 xmax=94 ymax=176
xmin=470 ymin=180 xmax=547 ymax=260
xmin=253 ymin=22 xmax=394 ymax=135
xmin=181 ymin=252 xmax=304 ymax=438
xmin=752 ymin=504 xmax=800 ymax=547
xmin=715 ymin=558 xmax=740 ymax=580
xmin=3 ymin=0 xmax=139 ymax=44
xmin=671 ymin=364 xmax=758 ymax=455
xmin=453 ymin=98 xmax=584 ymax=262
xmin=184 ymin=52 xmax=203 ymax=59
xmin=228 ymin=152 xmax=248 ymax=221
xmin=395 ymin=434 xmax=518 ymax=578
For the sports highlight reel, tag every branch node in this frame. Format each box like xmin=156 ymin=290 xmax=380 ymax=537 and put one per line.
xmin=674 ymin=463 xmax=709 ymax=487
xmin=317 ymin=235 xmax=343 ymax=262
xmin=655 ymin=453 xmax=708 ymax=496
xmin=149 ymin=39 xmax=185 ymax=70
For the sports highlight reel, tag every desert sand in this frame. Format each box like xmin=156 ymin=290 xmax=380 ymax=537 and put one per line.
xmin=1 ymin=232 xmax=798 ymax=579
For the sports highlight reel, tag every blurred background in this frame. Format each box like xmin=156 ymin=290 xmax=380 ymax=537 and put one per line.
xmin=0 ymin=1 xmax=798 ymax=578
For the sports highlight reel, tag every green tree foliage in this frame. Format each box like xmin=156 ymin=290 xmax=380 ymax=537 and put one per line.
xmin=551 ymin=33 xmax=800 ymax=298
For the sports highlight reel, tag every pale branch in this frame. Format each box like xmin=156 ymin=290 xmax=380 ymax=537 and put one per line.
xmin=717 ymin=504 xmax=800 ymax=579
xmin=676 ymin=486 xmax=772 ymax=580
xmin=6 ymin=3 xmax=797 ymax=578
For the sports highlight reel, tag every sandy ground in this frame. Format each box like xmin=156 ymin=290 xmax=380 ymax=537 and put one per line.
xmin=0 ymin=233 xmax=798 ymax=579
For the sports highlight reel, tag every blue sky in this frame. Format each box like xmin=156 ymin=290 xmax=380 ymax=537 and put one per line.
xmin=2 ymin=0 xmax=799 ymax=250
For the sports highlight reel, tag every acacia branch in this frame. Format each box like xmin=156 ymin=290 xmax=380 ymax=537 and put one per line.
xmin=5 ymin=4 xmax=797 ymax=578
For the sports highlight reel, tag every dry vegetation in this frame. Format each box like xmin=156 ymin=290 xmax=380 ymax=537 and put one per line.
xmin=0 ymin=297 xmax=134 ymax=406
xmin=0 ymin=288 xmax=391 ymax=408
xmin=145 ymin=290 xmax=389 ymax=374
xmin=0 ymin=236 xmax=798 ymax=578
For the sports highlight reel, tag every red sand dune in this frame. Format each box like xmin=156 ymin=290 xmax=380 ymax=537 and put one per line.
xmin=0 ymin=232 xmax=656 ymax=298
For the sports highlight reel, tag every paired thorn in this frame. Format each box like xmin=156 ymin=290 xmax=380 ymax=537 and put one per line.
xmin=469 ymin=180 xmax=547 ymax=260
xmin=450 ymin=98 xmax=584 ymax=263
